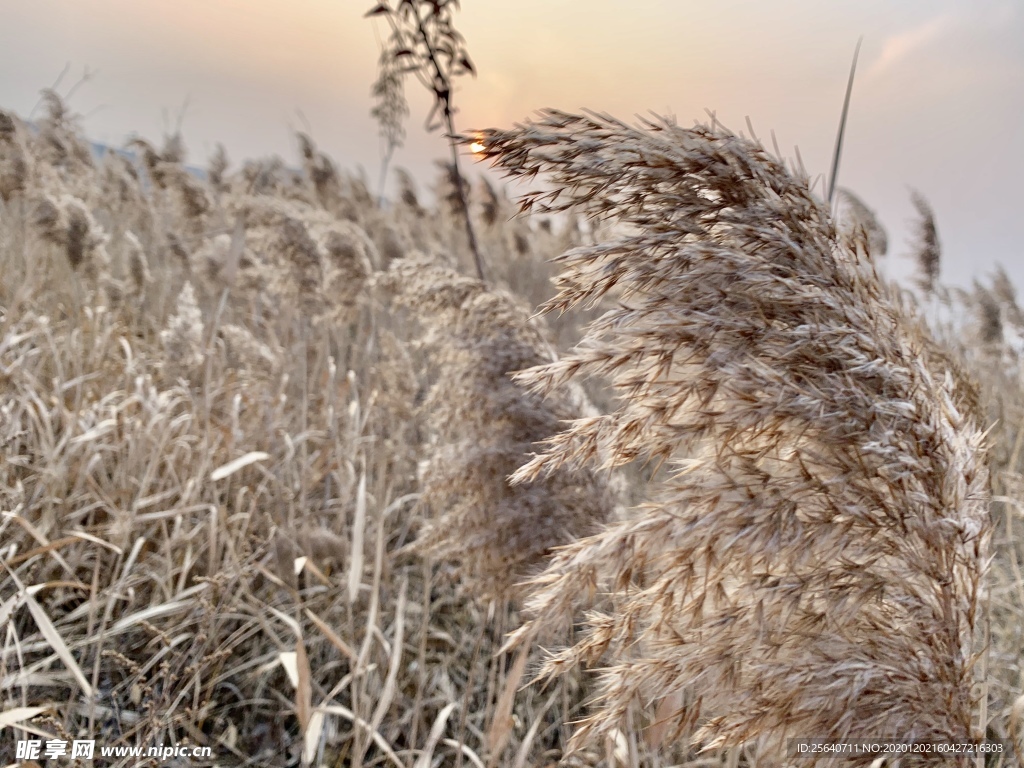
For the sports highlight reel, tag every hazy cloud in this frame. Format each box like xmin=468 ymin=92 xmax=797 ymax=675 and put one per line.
xmin=865 ymin=13 xmax=958 ymax=80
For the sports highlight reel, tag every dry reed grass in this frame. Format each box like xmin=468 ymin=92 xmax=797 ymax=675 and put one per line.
xmin=0 ymin=90 xmax=1019 ymax=768
xmin=0 ymin=91 xmax=607 ymax=768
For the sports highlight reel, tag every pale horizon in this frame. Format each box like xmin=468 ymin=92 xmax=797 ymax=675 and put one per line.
xmin=1 ymin=0 xmax=1021 ymax=288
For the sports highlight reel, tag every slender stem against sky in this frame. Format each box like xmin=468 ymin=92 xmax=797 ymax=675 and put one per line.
xmin=828 ymin=36 xmax=862 ymax=208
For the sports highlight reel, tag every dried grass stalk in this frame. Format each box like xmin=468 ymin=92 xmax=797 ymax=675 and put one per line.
xmin=470 ymin=109 xmax=991 ymax=762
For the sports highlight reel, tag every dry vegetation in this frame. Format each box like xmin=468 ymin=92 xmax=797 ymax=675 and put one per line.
xmin=0 ymin=94 xmax=1022 ymax=768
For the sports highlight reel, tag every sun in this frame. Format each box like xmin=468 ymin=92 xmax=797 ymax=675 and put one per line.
xmin=469 ymin=140 xmax=486 ymax=154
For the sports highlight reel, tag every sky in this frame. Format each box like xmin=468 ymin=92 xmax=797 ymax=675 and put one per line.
xmin=0 ymin=0 xmax=1021 ymax=289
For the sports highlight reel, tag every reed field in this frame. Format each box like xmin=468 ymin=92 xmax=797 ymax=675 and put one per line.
xmin=1 ymin=90 xmax=1023 ymax=768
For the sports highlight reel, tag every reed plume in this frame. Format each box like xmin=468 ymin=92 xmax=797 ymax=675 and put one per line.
xmin=972 ymin=280 xmax=1005 ymax=347
xmin=32 ymin=192 xmax=112 ymax=286
xmin=297 ymin=131 xmax=344 ymax=211
xmin=394 ymin=167 xmax=425 ymax=217
xmin=382 ymin=258 xmax=613 ymax=602
xmin=238 ymin=156 xmax=288 ymax=196
xmin=0 ymin=110 xmax=32 ymax=202
xmin=320 ymin=224 xmax=374 ymax=311
xmin=160 ymin=280 xmax=204 ymax=373
xmin=989 ymin=265 xmax=1024 ymax=333
xmin=191 ymin=232 xmax=235 ymax=287
xmin=222 ymin=195 xmax=375 ymax=314
xmin=219 ymin=322 xmax=280 ymax=378
xmin=36 ymin=89 xmax=94 ymax=172
xmin=910 ymin=190 xmax=941 ymax=296
xmin=470 ymin=109 xmax=992 ymax=762
xmin=128 ymin=137 xmax=172 ymax=188
xmin=836 ymin=187 xmax=887 ymax=261
xmin=100 ymin=151 xmax=148 ymax=219
xmin=165 ymin=163 xmax=213 ymax=222
xmin=277 ymin=216 xmax=324 ymax=305
xmin=479 ymin=176 xmax=503 ymax=227
xmin=208 ymin=142 xmax=230 ymax=193
xmin=123 ymin=230 xmax=151 ymax=295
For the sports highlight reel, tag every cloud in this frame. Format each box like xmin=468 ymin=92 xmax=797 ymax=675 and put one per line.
xmin=865 ymin=13 xmax=958 ymax=80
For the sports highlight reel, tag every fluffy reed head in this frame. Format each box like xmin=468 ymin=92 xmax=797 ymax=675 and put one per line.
xmin=128 ymin=137 xmax=165 ymax=184
xmin=277 ymin=216 xmax=324 ymax=303
xmin=222 ymin=196 xmax=374 ymax=318
xmin=296 ymin=132 xmax=343 ymax=210
xmin=0 ymin=109 xmax=31 ymax=202
xmin=470 ymin=109 xmax=991 ymax=761
xmin=836 ymin=187 xmax=888 ymax=261
xmin=988 ymin=265 xmax=1024 ymax=334
xmin=370 ymin=48 xmax=409 ymax=155
xmin=218 ymin=322 xmax=280 ymax=378
xmin=160 ymin=281 xmax=204 ymax=373
xmin=208 ymin=143 xmax=230 ymax=192
xmin=394 ymin=167 xmax=424 ymax=216
xmin=319 ymin=223 xmax=374 ymax=311
xmin=381 ymin=258 xmax=613 ymax=602
xmin=123 ymin=230 xmax=151 ymax=295
xmin=479 ymin=176 xmax=503 ymax=227
xmin=32 ymin=193 xmax=112 ymax=282
xmin=100 ymin=152 xmax=145 ymax=212
xmin=911 ymin=191 xmax=941 ymax=296
xmin=36 ymin=89 xmax=94 ymax=171
xmin=168 ymin=165 xmax=213 ymax=221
